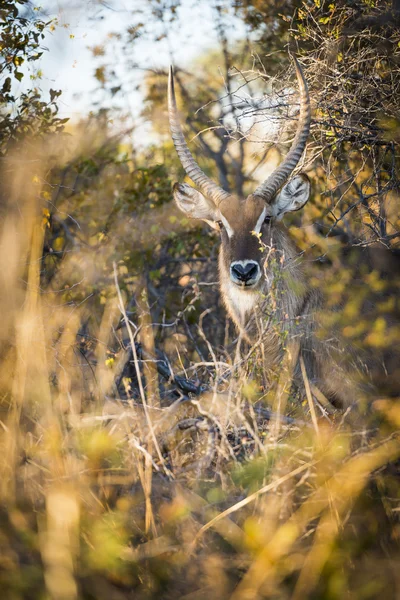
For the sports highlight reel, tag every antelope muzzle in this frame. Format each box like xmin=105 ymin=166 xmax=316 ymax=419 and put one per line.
xmin=230 ymin=260 xmax=261 ymax=287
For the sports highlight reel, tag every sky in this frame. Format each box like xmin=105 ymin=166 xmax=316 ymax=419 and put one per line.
xmin=29 ymin=0 xmax=248 ymax=135
xmin=12 ymin=1 xmax=301 ymax=196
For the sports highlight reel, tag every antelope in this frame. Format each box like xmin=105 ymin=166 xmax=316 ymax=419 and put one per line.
xmin=168 ymin=56 xmax=360 ymax=408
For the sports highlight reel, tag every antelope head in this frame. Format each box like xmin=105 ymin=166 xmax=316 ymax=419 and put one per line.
xmin=168 ymin=56 xmax=311 ymax=312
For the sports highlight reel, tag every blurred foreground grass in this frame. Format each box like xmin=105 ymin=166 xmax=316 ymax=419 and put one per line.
xmin=0 ymin=136 xmax=399 ymax=600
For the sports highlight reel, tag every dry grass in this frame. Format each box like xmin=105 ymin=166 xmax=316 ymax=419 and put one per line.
xmin=0 ymin=137 xmax=399 ymax=600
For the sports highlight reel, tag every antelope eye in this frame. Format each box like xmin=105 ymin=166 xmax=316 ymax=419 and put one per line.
xmin=216 ymin=220 xmax=223 ymax=230
xmin=264 ymin=215 xmax=272 ymax=225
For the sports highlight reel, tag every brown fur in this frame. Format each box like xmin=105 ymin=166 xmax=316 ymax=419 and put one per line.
xmin=174 ymin=178 xmax=364 ymax=409
xmin=218 ymin=218 xmax=360 ymax=408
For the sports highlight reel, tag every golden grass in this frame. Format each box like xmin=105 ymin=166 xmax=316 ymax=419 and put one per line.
xmin=0 ymin=138 xmax=399 ymax=600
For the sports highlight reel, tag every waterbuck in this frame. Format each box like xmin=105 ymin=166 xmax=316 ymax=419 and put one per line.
xmin=168 ymin=56 xmax=360 ymax=408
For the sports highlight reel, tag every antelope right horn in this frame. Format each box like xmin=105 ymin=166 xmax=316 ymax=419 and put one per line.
xmin=168 ymin=66 xmax=231 ymax=206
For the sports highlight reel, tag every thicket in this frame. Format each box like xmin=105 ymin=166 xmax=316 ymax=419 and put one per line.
xmin=0 ymin=1 xmax=399 ymax=599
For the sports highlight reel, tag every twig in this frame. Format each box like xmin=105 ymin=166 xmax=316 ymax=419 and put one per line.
xmin=112 ymin=263 xmax=172 ymax=478
xmin=191 ymin=460 xmax=315 ymax=546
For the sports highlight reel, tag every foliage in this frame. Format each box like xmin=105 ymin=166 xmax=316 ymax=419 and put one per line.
xmin=0 ymin=1 xmax=399 ymax=599
xmin=0 ymin=1 xmax=67 ymax=156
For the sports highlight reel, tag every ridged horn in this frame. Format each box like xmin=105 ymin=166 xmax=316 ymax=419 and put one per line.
xmin=168 ymin=66 xmax=231 ymax=206
xmin=253 ymin=55 xmax=311 ymax=203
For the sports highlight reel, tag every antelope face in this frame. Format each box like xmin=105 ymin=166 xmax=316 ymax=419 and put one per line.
xmin=173 ymin=175 xmax=311 ymax=290
xmin=217 ymin=194 xmax=266 ymax=289
xmin=168 ymin=54 xmax=311 ymax=298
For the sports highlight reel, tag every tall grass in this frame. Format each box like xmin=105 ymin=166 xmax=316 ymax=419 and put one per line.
xmin=0 ymin=136 xmax=399 ymax=600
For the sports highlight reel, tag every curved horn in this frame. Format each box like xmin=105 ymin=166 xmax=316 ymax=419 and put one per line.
xmin=168 ymin=66 xmax=231 ymax=206
xmin=253 ymin=55 xmax=311 ymax=203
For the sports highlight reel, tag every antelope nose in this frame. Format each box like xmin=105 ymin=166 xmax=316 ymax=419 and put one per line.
xmin=230 ymin=261 xmax=260 ymax=284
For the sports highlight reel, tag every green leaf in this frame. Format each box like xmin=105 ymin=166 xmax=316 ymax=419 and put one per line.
xmin=49 ymin=88 xmax=61 ymax=102
xmin=2 ymin=77 xmax=11 ymax=93
xmin=27 ymin=52 xmax=43 ymax=62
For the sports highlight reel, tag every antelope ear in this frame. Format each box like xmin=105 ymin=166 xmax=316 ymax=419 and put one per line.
xmin=273 ymin=174 xmax=311 ymax=219
xmin=173 ymin=183 xmax=220 ymax=223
